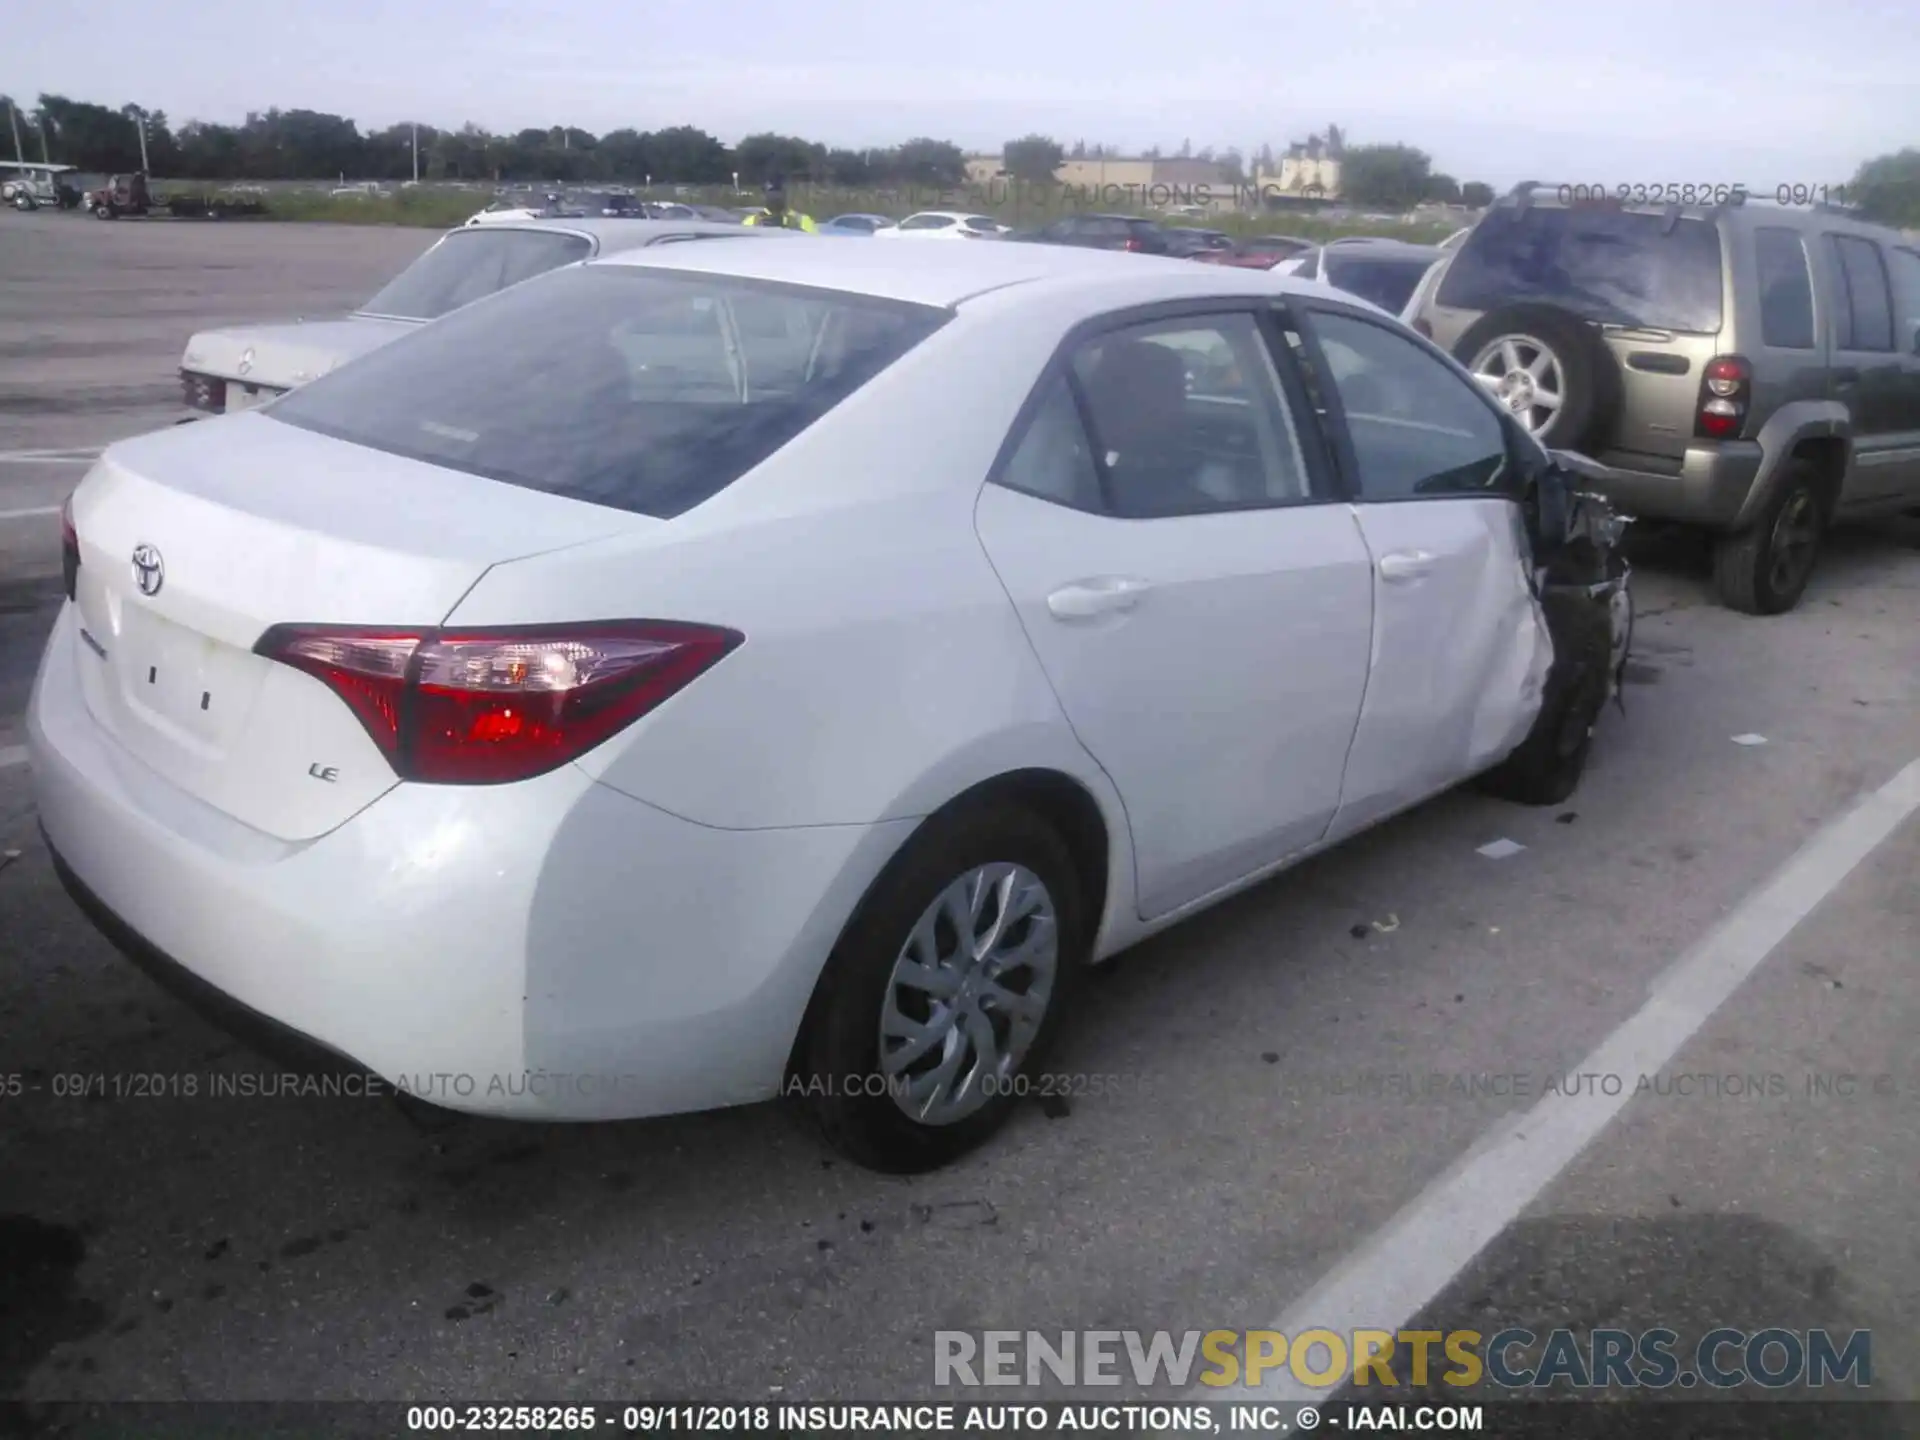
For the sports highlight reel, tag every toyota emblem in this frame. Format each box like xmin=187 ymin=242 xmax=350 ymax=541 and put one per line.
xmin=131 ymin=544 xmax=164 ymax=597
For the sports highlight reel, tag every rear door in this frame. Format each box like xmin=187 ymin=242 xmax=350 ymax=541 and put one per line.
xmin=1283 ymin=301 xmax=1549 ymax=839
xmin=973 ymin=306 xmax=1376 ymax=920
xmin=1822 ymin=232 xmax=1920 ymax=501
xmin=1428 ymin=205 xmax=1726 ymax=464
xmin=1881 ymin=243 xmax=1920 ymax=503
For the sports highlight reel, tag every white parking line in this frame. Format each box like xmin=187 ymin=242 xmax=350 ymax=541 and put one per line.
xmin=0 ymin=506 xmax=62 ymax=522
xmin=1190 ymin=754 xmax=1920 ymax=1407
xmin=0 ymin=746 xmax=28 ymax=771
xmin=0 ymin=449 xmax=99 ymax=464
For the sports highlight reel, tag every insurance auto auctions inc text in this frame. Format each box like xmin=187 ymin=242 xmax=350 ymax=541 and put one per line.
xmin=935 ymin=1327 xmax=1871 ymax=1391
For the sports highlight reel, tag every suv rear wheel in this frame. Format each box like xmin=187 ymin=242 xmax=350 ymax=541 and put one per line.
xmin=1711 ymin=461 xmax=1826 ymax=615
xmin=1454 ymin=304 xmax=1620 ymax=451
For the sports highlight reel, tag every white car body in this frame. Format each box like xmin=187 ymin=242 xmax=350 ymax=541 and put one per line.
xmin=177 ymin=218 xmax=798 ymax=415
xmin=37 ymin=240 xmax=1570 ymax=1156
xmin=875 ymin=210 xmax=1008 ymax=240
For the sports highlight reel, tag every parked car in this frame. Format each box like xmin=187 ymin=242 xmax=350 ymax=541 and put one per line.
xmin=639 ymin=201 xmax=699 ymax=220
xmin=177 ymin=218 xmax=801 ymax=416
xmin=1193 ymin=234 xmax=1318 ymax=270
xmin=42 ymin=241 xmax=1629 ymax=1173
xmin=821 ymin=213 xmax=896 ymax=236
xmin=1161 ymin=227 xmax=1236 ymax=258
xmin=874 ymin=211 xmax=1007 ymax=240
xmin=1409 ymin=185 xmax=1920 ymax=613
xmin=1281 ymin=238 xmax=1447 ymax=316
xmin=1007 ymin=213 xmax=1173 ymax=254
xmin=686 ymin=204 xmax=744 ymax=223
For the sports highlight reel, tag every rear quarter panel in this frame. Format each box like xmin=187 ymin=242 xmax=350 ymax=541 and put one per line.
xmin=439 ymin=298 xmax=1120 ymax=836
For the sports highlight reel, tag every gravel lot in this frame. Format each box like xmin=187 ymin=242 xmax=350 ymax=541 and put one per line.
xmin=1 ymin=208 xmax=1917 ymax=1427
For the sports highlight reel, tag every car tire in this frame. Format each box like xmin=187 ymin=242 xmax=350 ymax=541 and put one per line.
xmin=1476 ymin=590 xmax=1614 ymax=807
xmin=1452 ymin=305 xmax=1620 ymax=452
xmin=794 ymin=799 xmax=1087 ymax=1174
xmin=1711 ymin=462 xmax=1827 ymax=615
xmin=93 ymin=203 xmax=114 ymax=220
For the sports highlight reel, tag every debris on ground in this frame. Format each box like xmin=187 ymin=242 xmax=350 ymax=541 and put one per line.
xmin=1731 ymin=733 xmax=1769 ymax=746
xmin=1369 ymin=913 xmax=1400 ymax=933
xmin=1476 ymin=838 xmax=1526 ymax=859
xmin=1555 ymin=812 xmax=1578 ymax=824
xmin=912 ymin=1199 xmax=998 ymax=1229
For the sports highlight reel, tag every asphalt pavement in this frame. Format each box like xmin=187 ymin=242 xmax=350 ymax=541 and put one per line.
xmin=1 ymin=208 xmax=1917 ymax=1422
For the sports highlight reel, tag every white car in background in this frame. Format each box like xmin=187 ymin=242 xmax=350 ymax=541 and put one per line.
xmin=875 ymin=210 xmax=1009 ymax=240
xmin=177 ymin=218 xmax=798 ymax=415
xmin=40 ymin=240 xmax=1627 ymax=1174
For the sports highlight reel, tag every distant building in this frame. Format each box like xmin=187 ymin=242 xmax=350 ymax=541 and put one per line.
xmin=1257 ymin=127 xmax=1346 ymax=199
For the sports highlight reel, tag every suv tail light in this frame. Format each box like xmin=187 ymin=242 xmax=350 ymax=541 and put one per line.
xmin=1696 ymin=355 xmax=1752 ymax=439
xmin=1123 ymin=237 xmax=1145 ymax=252
xmin=255 ymin=621 xmax=743 ymax=785
xmin=60 ymin=494 xmax=79 ymax=602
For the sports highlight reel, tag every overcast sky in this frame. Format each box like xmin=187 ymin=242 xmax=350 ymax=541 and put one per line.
xmin=8 ymin=0 xmax=1917 ymax=186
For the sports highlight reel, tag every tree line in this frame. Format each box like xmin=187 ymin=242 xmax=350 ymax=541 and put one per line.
xmin=7 ymin=92 xmax=1915 ymax=225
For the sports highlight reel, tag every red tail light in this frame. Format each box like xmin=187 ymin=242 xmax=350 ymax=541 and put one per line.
xmin=1696 ymin=355 xmax=1752 ymax=440
xmin=1123 ymin=237 xmax=1144 ymax=252
xmin=60 ymin=494 xmax=79 ymax=602
xmin=255 ymin=621 xmax=743 ymax=785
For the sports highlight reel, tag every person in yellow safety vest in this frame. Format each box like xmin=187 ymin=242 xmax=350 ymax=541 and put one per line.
xmin=742 ymin=177 xmax=818 ymax=233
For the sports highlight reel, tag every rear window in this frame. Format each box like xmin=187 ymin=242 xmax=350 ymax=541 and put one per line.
xmin=1436 ymin=207 xmax=1725 ymax=333
xmin=271 ymin=265 xmax=948 ymax=520
xmin=1322 ymin=255 xmax=1436 ymax=314
xmin=358 ymin=229 xmax=592 ymax=322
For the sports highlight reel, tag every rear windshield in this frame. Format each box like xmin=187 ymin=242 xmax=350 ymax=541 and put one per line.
xmin=272 ymin=264 xmax=949 ymax=519
xmin=357 ymin=229 xmax=592 ymax=322
xmin=1322 ymin=255 xmax=1436 ymax=314
xmin=1436 ymin=207 xmax=1725 ymax=333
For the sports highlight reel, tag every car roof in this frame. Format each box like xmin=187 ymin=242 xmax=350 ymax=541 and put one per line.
xmin=1321 ymin=238 xmax=1445 ymax=260
xmin=453 ymin=216 xmax=771 ymax=249
xmin=590 ymin=232 xmax=1355 ymax=310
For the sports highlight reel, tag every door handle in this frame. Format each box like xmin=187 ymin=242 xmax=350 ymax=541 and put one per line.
xmin=1046 ymin=577 xmax=1151 ymax=620
xmin=1376 ymin=549 xmax=1435 ymax=583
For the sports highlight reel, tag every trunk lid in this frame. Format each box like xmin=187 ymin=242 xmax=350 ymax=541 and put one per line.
xmin=67 ymin=413 xmax=654 ymax=840
xmin=180 ymin=316 xmax=415 ymax=395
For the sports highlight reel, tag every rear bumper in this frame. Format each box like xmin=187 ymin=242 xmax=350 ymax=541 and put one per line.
xmin=1557 ymin=442 xmax=1761 ymax=530
xmin=28 ymin=603 xmax=914 ymax=1121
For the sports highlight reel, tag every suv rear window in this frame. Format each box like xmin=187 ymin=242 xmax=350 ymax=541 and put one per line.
xmin=271 ymin=265 xmax=948 ymax=519
xmin=1436 ymin=206 xmax=1725 ymax=333
xmin=358 ymin=229 xmax=592 ymax=321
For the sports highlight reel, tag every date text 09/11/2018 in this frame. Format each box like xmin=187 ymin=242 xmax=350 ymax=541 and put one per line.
xmin=1554 ymin=183 xmax=1853 ymax=208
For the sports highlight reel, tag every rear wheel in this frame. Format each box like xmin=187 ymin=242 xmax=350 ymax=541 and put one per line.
xmin=93 ymin=203 xmax=115 ymax=220
xmin=795 ymin=800 xmax=1085 ymax=1173
xmin=1712 ymin=462 xmax=1826 ymax=614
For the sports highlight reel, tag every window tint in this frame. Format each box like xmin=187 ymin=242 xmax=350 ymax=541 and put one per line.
xmin=1307 ymin=310 xmax=1509 ymax=500
xmin=964 ymin=216 xmax=1001 ymax=232
xmin=271 ymin=266 xmax=947 ymax=520
xmin=1753 ymin=228 xmax=1815 ymax=349
xmin=1055 ymin=313 xmax=1310 ymax=517
xmin=1436 ymin=207 xmax=1724 ymax=333
xmin=1322 ymin=255 xmax=1438 ymax=315
xmin=997 ymin=376 xmax=1103 ymax=510
xmin=358 ymin=229 xmax=592 ymax=321
xmin=899 ymin=214 xmax=953 ymax=230
xmin=1889 ymin=248 xmax=1920 ymax=351
xmin=1828 ymin=235 xmax=1894 ymax=353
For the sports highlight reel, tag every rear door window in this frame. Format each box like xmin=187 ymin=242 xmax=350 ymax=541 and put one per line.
xmin=1752 ymin=227 xmax=1816 ymax=350
xmin=1827 ymin=234 xmax=1894 ymax=353
xmin=1436 ymin=207 xmax=1725 ymax=333
xmin=358 ymin=229 xmax=592 ymax=321
xmin=1321 ymin=255 xmax=1437 ymax=314
xmin=271 ymin=266 xmax=948 ymax=519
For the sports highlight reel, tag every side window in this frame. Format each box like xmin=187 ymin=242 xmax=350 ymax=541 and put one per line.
xmin=1304 ymin=310 xmax=1509 ymax=500
xmin=1753 ymin=228 xmax=1815 ymax=349
xmin=997 ymin=376 xmax=1103 ymax=510
xmin=1067 ymin=313 xmax=1311 ymax=517
xmin=1890 ymin=248 xmax=1920 ymax=353
xmin=1828 ymin=235 xmax=1894 ymax=353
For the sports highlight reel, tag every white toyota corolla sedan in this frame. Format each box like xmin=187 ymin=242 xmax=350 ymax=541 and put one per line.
xmin=31 ymin=239 xmax=1629 ymax=1173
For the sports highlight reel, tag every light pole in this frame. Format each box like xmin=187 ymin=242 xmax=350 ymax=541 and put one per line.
xmin=134 ymin=110 xmax=150 ymax=173
xmin=6 ymin=99 xmax=22 ymax=165
xmin=411 ymin=123 xmax=419 ymax=183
